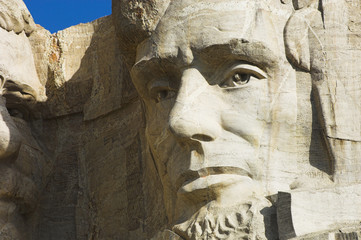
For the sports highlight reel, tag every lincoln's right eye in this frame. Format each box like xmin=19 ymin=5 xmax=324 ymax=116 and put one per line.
xmin=154 ymin=88 xmax=176 ymax=103
xmin=157 ymin=90 xmax=169 ymax=101
xmin=148 ymin=79 xmax=177 ymax=103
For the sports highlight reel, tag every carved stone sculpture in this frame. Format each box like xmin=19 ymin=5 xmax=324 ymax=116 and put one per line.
xmin=1 ymin=0 xmax=361 ymax=239
xmin=0 ymin=0 xmax=51 ymax=239
xmin=113 ymin=0 xmax=361 ymax=239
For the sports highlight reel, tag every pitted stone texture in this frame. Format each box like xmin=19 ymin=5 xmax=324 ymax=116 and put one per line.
xmin=1 ymin=0 xmax=361 ymax=239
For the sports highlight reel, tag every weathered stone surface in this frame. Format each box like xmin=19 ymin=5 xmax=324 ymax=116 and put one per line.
xmin=278 ymin=185 xmax=361 ymax=239
xmin=114 ymin=0 xmax=361 ymax=239
xmin=0 ymin=0 xmax=361 ymax=239
xmin=112 ymin=0 xmax=171 ymax=66
xmin=0 ymin=0 xmax=35 ymax=34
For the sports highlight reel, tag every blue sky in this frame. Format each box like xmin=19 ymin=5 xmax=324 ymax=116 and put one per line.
xmin=23 ymin=0 xmax=111 ymax=33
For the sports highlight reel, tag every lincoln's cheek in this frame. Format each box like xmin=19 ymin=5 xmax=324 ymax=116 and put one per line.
xmin=221 ymin=112 xmax=265 ymax=147
xmin=0 ymin=98 xmax=21 ymax=160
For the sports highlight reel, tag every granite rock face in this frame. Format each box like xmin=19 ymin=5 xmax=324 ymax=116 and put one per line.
xmin=0 ymin=0 xmax=360 ymax=239
xmin=114 ymin=0 xmax=361 ymax=239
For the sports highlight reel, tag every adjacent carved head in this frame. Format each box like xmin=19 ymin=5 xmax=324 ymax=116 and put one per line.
xmin=0 ymin=0 xmax=48 ymax=238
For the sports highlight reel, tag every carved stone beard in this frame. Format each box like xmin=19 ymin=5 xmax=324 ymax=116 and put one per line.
xmin=172 ymin=197 xmax=271 ymax=240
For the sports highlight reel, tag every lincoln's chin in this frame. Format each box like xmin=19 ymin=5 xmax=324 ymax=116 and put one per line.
xmin=172 ymin=194 xmax=271 ymax=240
xmin=170 ymin=172 xmax=269 ymax=239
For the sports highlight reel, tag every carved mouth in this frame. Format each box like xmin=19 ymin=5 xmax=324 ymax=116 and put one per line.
xmin=176 ymin=166 xmax=252 ymax=193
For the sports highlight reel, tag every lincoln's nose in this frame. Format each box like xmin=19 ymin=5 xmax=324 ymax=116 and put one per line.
xmin=0 ymin=97 xmax=21 ymax=160
xmin=168 ymin=68 xmax=222 ymax=142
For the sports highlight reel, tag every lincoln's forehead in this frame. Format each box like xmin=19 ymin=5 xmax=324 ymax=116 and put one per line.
xmin=135 ymin=0 xmax=290 ymax=64
xmin=162 ymin=0 xmax=258 ymax=21
xmin=156 ymin=0 xmax=258 ymax=49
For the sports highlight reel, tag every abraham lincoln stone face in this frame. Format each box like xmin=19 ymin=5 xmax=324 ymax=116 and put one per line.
xmin=130 ymin=0 xmax=296 ymax=233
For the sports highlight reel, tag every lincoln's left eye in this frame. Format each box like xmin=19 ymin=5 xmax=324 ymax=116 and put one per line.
xmin=220 ymin=63 xmax=267 ymax=89
xmin=233 ymin=73 xmax=251 ymax=85
xmin=221 ymin=73 xmax=251 ymax=87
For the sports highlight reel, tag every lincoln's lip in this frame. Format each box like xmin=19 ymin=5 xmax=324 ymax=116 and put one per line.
xmin=175 ymin=166 xmax=252 ymax=193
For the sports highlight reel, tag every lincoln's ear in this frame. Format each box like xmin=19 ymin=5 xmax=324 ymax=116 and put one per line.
xmin=284 ymin=1 xmax=321 ymax=71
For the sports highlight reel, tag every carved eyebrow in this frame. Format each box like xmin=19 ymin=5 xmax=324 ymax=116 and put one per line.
xmin=131 ymin=57 xmax=182 ymax=90
xmin=133 ymin=39 xmax=280 ymax=73
xmin=197 ymin=40 xmax=280 ymax=70
xmin=131 ymin=39 xmax=281 ymax=91
xmin=133 ymin=54 xmax=185 ymax=73
xmin=132 ymin=58 xmax=162 ymax=73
